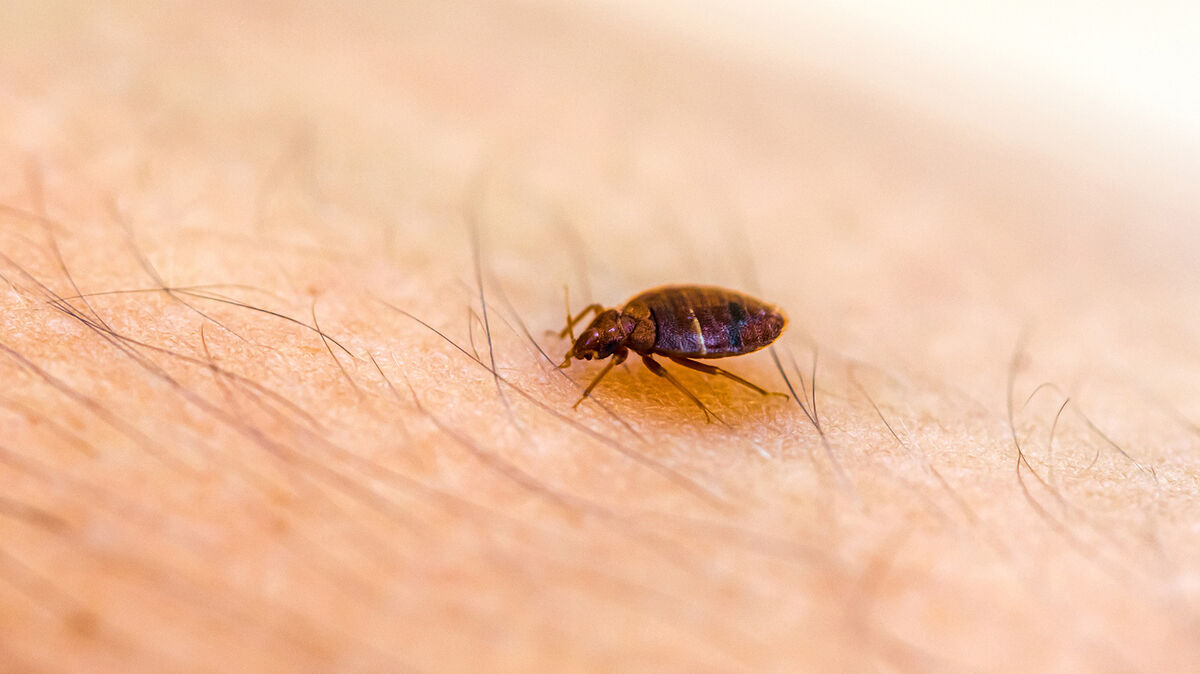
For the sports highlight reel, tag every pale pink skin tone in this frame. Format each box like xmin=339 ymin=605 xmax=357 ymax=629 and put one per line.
xmin=0 ymin=2 xmax=1198 ymax=672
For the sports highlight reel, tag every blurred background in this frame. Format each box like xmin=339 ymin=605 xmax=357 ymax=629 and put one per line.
xmin=584 ymin=0 xmax=1200 ymax=206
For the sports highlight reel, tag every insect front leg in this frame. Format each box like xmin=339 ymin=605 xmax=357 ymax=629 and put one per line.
xmin=558 ymin=302 xmax=605 ymax=340
xmin=571 ymin=348 xmax=627 ymax=408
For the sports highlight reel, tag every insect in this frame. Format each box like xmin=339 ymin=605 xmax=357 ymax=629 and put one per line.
xmin=557 ymin=284 xmax=788 ymax=421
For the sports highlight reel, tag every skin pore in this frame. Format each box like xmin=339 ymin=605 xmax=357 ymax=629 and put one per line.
xmin=2 ymin=1 xmax=1200 ymax=671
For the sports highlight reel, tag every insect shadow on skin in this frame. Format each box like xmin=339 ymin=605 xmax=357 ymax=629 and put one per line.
xmin=556 ymin=284 xmax=789 ymax=423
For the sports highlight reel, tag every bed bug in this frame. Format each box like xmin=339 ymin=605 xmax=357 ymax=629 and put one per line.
xmin=557 ymin=284 xmax=788 ymax=421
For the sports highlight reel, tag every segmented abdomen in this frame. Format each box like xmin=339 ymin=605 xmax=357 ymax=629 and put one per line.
xmin=626 ymin=285 xmax=786 ymax=358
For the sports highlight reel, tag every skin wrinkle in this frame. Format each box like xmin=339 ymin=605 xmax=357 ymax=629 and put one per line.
xmin=0 ymin=0 xmax=1199 ymax=671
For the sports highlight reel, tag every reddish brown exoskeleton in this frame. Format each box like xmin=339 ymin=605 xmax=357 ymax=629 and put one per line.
xmin=557 ymin=285 xmax=788 ymax=421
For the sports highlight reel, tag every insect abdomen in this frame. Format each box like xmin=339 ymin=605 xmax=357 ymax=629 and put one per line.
xmin=627 ymin=285 xmax=786 ymax=358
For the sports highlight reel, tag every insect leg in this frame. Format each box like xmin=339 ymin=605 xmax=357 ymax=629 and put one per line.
xmin=668 ymin=356 xmax=789 ymax=398
xmin=641 ymin=355 xmax=726 ymax=425
xmin=571 ymin=349 xmax=627 ymax=408
xmin=558 ymin=303 xmax=605 ymax=340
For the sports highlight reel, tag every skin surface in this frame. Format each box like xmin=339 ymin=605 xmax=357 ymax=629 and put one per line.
xmin=2 ymin=1 xmax=1199 ymax=672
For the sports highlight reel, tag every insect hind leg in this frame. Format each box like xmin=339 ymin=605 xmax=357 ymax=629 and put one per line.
xmin=641 ymin=355 xmax=726 ymax=425
xmin=668 ymin=356 xmax=789 ymax=398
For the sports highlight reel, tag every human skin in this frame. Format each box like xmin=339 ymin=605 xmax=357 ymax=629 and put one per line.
xmin=1 ymin=1 xmax=1199 ymax=672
